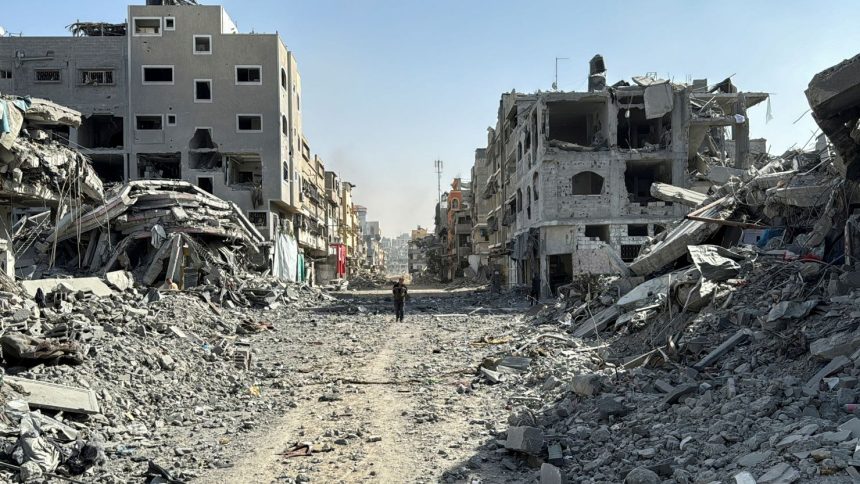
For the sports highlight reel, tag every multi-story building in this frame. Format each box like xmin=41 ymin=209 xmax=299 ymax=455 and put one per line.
xmin=470 ymin=148 xmax=492 ymax=272
xmin=474 ymin=57 xmax=767 ymax=296
xmin=340 ymin=183 xmax=361 ymax=274
xmin=382 ymin=233 xmax=409 ymax=275
xmin=408 ymin=226 xmax=428 ymax=274
xmin=0 ymin=25 xmax=129 ymax=183
xmin=0 ymin=0 xmax=375 ymax=285
xmin=445 ymin=178 xmax=472 ymax=279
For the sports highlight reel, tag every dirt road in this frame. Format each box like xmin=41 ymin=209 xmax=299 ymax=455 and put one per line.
xmin=196 ymin=289 xmax=526 ymax=483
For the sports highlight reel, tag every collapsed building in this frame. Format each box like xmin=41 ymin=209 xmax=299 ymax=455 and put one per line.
xmin=478 ymin=55 xmax=768 ymax=296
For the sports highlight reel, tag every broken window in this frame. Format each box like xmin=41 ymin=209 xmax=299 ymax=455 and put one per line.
xmin=248 ymin=211 xmax=267 ymax=227
xmin=34 ymin=69 xmax=61 ymax=83
xmin=654 ymin=225 xmax=666 ymax=235
xmin=282 ymin=115 xmax=288 ymax=136
xmin=167 ymin=114 xmax=177 ymax=126
xmin=189 ymin=128 xmax=216 ymax=150
xmin=226 ymin=153 xmax=262 ymax=187
xmin=624 ymin=160 xmax=672 ymax=204
xmin=0 ymin=70 xmax=12 ymax=79
xmin=137 ymin=152 xmax=180 ymax=179
xmin=189 ymin=152 xmax=221 ymax=170
xmin=281 ymin=68 xmax=287 ymax=90
xmin=526 ymin=186 xmax=531 ymax=219
xmin=621 ymin=244 xmax=642 ymax=262
xmin=616 ymin=102 xmax=671 ymax=149
xmin=194 ymin=79 xmax=212 ymax=102
xmin=451 ymin=199 xmax=459 ymax=210
xmin=89 ymin=154 xmax=124 ymax=183
xmin=78 ymin=115 xmax=123 ymax=149
xmin=547 ymin=100 xmax=607 ymax=147
xmin=194 ymin=35 xmax=212 ymax=54
xmin=143 ymin=66 xmax=173 ymax=84
xmin=135 ymin=115 xmax=163 ymax=130
xmin=548 ymin=254 xmax=573 ymax=295
xmin=197 ymin=177 xmax=213 ymax=194
xmin=79 ymin=69 xmax=114 ymax=86
xmin=532 ymin=172 xmax=539 ymax=200
xmin=516 ymin=189 xmax=522 ymax=213
xmin=133 ymin=18 xmax=161 ymax=36
xmin=237 ymin=115 xmax=262 ymax=132
xmin=584 ymin=225 xmax=610 ymax=243
xmin=236 ymin=66 xmax=262 ymax=84
xmin=571 ymin=171 xmax=604 ymax=195
xmin=627 ymin=224 xmax=648 ymax=236
xmin=164 ymin=17 xmax=175 ymax=30
xmin=283 ymin=161 xmax=290 ymax=181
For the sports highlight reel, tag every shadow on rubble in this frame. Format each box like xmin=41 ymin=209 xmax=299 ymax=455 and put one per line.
xmin=307 ymin=285 xmax=518 ymax=317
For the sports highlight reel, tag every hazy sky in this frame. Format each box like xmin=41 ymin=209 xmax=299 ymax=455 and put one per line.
xmin=4 ymin=1 xmax=859 ymax=236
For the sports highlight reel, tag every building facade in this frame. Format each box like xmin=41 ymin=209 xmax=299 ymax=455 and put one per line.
xmin=474 ymin=59 xmax=766 ymax=296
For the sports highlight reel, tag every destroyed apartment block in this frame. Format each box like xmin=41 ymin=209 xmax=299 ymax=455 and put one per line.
xmin=476 ymin=55 xmax=768 ymax=296
xmin=14 ymin=180 xmax=267 ymax=289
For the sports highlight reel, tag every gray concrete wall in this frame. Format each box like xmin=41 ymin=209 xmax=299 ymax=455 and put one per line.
xmin=127 ymin=4 xmax=292 ymax=235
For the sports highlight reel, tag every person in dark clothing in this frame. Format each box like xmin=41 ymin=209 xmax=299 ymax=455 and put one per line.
xmin=529 ymin=275 xmax=540 ymax=306
xmin=392 ymin=277 xmax=408 ymax=321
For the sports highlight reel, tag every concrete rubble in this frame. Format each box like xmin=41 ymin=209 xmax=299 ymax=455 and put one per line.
xmin=456 ymin=53 xmax=860 ymax=484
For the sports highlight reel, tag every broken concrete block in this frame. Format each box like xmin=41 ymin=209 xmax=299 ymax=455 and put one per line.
xmin=661 ymin=383 xmax=698 ymax=408
xmin=540 ymin=463 xmax=566 ymax=484
xmin=21 ymin=277 xmax=113 ymax=298
xmin=5 ymin=376 xmax=100 ymax=414
xmin=810 ymin=330 xmax=860 ymax=360
xmin=505 ymin=426 xmax=544 ymax=455
xmin=692 ymin=328 xmax=753 ymax=371
xmin=804 ymin=355 xmax=850 ymax=391
xmin=624 ymin=467 xmax=660 ymax=484
xmin=571 ymin=374 xmax=601 ymax=397
xmin=104 ymin=270 xmax=134 ymax=291
xmin=734 ymin=471 xmax=757 ymax=484
xmin=839 ymin=417 xmax=860 ymax=438
xmin=757 ymin=463 xmax=800 ymax=484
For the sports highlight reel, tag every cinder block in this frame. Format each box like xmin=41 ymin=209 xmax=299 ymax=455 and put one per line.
xmin=506 ymin=426 xmax=544 ymax=455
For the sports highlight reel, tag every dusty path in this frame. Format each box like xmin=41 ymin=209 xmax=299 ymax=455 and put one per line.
xmin=196 ymin=290 xmax=522 ymax=483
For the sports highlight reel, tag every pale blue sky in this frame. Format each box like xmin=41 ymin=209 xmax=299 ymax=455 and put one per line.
xmin=3 ymin=1 xmax=859 ymax=235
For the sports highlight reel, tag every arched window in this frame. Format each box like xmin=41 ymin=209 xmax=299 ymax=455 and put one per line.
xmin=281 ymin=68 xmax=287 ymax=90
xmin=526 ymin=186 xmax=532 ymax=219
xmin=572 ymin=171 xmax=604 ymax=195
xmin=532 ymin=172 xmax=539 ymax=200
xmin=516 ymin=189 xmax=522 ymax=212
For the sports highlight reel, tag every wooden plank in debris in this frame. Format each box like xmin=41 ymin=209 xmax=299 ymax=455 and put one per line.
xmin=5 ymin=376 xmax=100 ymax=414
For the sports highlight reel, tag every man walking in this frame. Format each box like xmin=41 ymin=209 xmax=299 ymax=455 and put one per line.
xmin=392 ymin=277 xmax=408 ymax=322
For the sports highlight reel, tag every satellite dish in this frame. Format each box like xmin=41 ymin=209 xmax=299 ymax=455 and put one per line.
xmin=0 ymin=26 xmax=6 ymax=37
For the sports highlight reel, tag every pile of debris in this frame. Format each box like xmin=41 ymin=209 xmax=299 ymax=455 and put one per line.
xmin=15 ymin=180 xmax=266 ymax=289
xmin=0 ymin=95 xmax=103 ymax=206
xmin=347 ymin=269 xmax=392 ymax=290
xmin=473 ymin=55 xmax=860 ymax=483
xmin=0 ymin=265 xmax=333 ymax=482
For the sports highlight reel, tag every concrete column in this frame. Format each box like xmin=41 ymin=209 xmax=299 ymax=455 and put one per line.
xmin=733 ymin=93 xmax=750 ymax=169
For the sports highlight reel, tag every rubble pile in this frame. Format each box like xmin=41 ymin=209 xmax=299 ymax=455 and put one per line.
xmin=16 ymin=180 xmax=266 ymax=288
xmin=471 ymin=59 xmax=860 ymax=483
xmin=346 ymin=269 xmax=391 ymax=290
xmin=0 ymin=272 xmax=333 ymax=482
xmin=0 ymin=95 xmax=104 ymax=205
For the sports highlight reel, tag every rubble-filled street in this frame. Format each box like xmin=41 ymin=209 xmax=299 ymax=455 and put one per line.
xmin=4 ymin=1 xmax=860 ymax=483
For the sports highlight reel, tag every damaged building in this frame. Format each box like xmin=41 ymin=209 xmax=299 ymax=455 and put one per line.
xmin=0 ymin=0 xmax=372 ymax=284
xmin=478 ymin=55 xmax=768 ymax=296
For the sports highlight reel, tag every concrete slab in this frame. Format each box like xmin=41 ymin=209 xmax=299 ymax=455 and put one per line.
xmin=6 ymin=376 xmax=100 ymax=414
xmin=20 ymin=277 xmax=113 ymax=298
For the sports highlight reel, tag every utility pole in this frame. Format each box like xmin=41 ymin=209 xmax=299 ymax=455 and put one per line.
xmin=553 ymin=57 xmax=569 ymax=91
xmin=434 ymin=159 xmax=443 ymax=221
